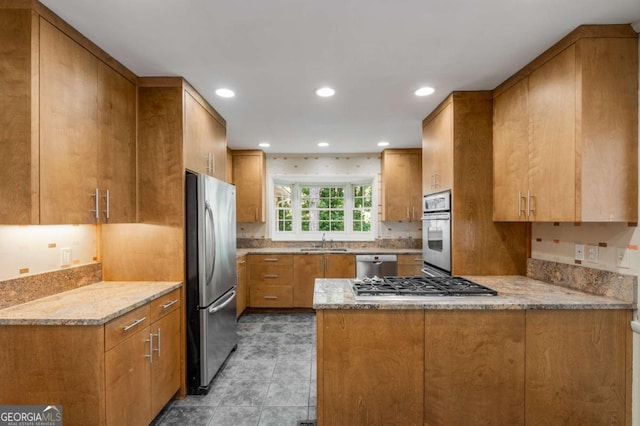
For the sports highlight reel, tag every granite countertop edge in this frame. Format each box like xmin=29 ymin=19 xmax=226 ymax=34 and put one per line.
xmin=0 ymin=281 xmax=182 ymax=326
xmin=312 ymin=276 xmax=635 ymax=311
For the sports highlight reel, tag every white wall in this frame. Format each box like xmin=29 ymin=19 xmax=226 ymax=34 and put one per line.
xmin=0 ymin=225 xmax=97 ymax=281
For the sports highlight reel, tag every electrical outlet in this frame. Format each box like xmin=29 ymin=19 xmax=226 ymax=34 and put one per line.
xmin=616 ymin=248 xmax=630 ymax=269
xmin=586 ymin=245 xmax=598 ymax=263
xmin=574 ymin=244 xmax=585 ymax=261
xmin=60 ymin=248 xmax=72 ymax=267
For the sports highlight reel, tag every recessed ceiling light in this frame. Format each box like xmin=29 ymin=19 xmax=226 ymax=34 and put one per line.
xmin=215 ymin=88 xmax=235 ymax=98
xmin=378 ymin=141 xmax=390 ymax=147
xmin=258 ymin=142 xmax=270 ymax=148
xmin=315 ymin=87 xmax=335 ymax=97
xmin=317 ymin=142 xmax=329 ymax=147
xmin=414 ymin=86 xmax=435 ymax=97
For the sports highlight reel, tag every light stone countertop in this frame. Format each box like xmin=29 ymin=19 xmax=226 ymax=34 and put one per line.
xmin=313 ymin=276 xmax=634 ymax=310
xmin=0 ymin=281 xmax=182 ymax=326
xmin=236 ymin=247 xmax=422 ymax=258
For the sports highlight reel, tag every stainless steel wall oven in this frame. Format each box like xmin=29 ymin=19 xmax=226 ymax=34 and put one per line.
xmin=422 ymin=190 xmax=451 ymax=276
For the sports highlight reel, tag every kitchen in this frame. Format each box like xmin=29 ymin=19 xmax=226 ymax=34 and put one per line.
xmin=0 ymin=0 xmax=639 ymax=425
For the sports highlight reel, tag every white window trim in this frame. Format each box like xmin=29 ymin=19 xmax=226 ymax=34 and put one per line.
xmin=268 ymin=174 xmax=378 ymax=241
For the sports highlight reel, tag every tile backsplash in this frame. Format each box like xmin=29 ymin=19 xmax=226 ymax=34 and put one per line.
xmin=0 ymin=225 xmax=97 ymax=281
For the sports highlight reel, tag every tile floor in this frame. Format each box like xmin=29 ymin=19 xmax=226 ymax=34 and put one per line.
xmin=152 ymin=312 xmax=317 ymax=426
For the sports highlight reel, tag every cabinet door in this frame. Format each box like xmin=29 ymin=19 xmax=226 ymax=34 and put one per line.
xmin=293 ymin=254 xmax=324 ymax=308
xmin=40 ymin=19 xmax=98 ymax=224
xmin=233 ymin=151 xmax=265 ymax=222
xmin=97 ymin=61 xmax=136 ymax=223
xmin=106 ymin=325 xmax=151 ymax=426
xmin=382 ymin=150 xmax=422 ymax=221
xmin=0 ymin=10 xmax=37 ymax=224
xmin=397 ymin=254 xmax=423 ymax=276
xmin=528 ymin=45 xmax=576 ymax=221
xmin=324 ymin=254 xmax=355 ymax=278
xmin=425 ymin=311 xmax=525 ymax=425
xmin=319 ymin=310 xmax=424 ymax=425
xmin=422 ymin=102 xmax=453 ymax=194
xmin=236 ymin=257 xmax=247 ymax=317
xmin=150 ymin=309 xmax=181 ymax=418
xmin=184 ymin=91 xmax=227 ymax=180
xmin=493 ymin=78 xmax=529 ymax=221
xmin=525 ymin=310 xmax=629 ymax=425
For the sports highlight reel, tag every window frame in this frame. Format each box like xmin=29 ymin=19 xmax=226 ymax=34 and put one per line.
xmin=269 ymin=175 xmax=377 ymax=241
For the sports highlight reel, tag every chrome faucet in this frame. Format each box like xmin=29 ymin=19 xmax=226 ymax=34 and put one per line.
xmin=321 ymin=233 xmax=326 ymax=249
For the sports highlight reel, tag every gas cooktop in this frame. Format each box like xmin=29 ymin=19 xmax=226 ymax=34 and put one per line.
xmin=351 ymin=275 xmax=497 ymax=300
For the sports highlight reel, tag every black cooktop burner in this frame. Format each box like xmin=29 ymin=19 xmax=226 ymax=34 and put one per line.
xmin=352 ymin=276 xmax=497 ymax=297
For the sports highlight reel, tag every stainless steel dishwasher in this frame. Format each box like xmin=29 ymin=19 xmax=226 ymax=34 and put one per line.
xmin=355 ymin=254 xmax=398 ymax=278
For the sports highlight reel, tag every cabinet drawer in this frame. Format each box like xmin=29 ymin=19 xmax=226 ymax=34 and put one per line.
xmin=150 ymin=288 xmax=181 ymax=323
xmin=105 ymin=304 xmax=150 ymax=351
xmin=398 ymin=254 xmax=423 ymax=265
xmin=250 ymin=264 xmax=293 ymax=285
xmin=249 ymin=285 xmax=293 ymax=308
xmin=249 ymin=254 xmax=293 ymax=265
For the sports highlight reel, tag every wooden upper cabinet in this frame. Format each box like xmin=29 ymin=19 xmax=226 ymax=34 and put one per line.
xmin=1 ymin=13 xmax=138 ymax=225
xmin=40 ymin=18 xmax=99 ymax=224
xmin=381 ymin=149 xmax=422 ymax=221
xmin=0 ymin=9 xmax=38 ymax=224
xmin=493 ymin=78 xmax=529 ymax=221
xmin=232 ymin=150 xmax=266 ymax=223
xmin=493 ymin=25 xmax=638 ymax=222
xmin=422 ymin=102 xmax=453 ymax=195
xmin=97 ymin=61 xmax=137 ymax=223
xmin=184 ymin=90 xmax=226 ymax=180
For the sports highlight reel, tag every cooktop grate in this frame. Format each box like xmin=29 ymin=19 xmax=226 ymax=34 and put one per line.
xmin=352 ymin=276 xmax=497 ymax=297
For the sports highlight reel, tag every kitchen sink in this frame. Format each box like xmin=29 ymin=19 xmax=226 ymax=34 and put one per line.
xmin=300 ymin=248 xmax=348 ymax=252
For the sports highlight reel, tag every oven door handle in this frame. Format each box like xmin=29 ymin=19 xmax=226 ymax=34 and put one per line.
xmin=422 ymin=213 xmax=450 ymax=221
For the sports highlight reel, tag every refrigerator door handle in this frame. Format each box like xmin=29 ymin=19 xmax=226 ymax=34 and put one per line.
xmin=208 ymin=290 xmax=236 ymax=314
xmin=204 ymin=200 xmax=216 ymax=285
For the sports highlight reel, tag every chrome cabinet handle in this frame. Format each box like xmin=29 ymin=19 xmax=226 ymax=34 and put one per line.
xmin=102 ymin=189 xmax=110 ymax=220
xmin=90 ymin=188 xmax=99 ymax=220
xmin=264 ymin=274 xmax=279 ymax=278
xmin=528 ymin=192 xmax=535 ymax=216
xmin=123 ymin=317 xmax=146 ymax=332
xmin=264 ymin=258 xmax=279 ymax=262
xmin=152 ymin=328 xmax=161 ymax=357
xmin=145 ymin=333 xmax=153 ymax=363
xmin=161 ymin=299 xmax=179 ymax=310
xmin=264 ymin=296 xmax=278 ymax=300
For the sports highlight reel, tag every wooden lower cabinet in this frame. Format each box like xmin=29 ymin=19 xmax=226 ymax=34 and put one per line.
xmin=316 ymin=308 xmax=631 ymax=426
xmin=424 ymin=310 xmax=525 ymax=425
xmin=0 ymin=289 xmax=181 ymax=426
xmin=398 ymin=254 xmax=423 ymax=276
xmin=236 ymin=256 xmax=248 ymax=317
xmin=293 ymin=254 xmax=355 ymax=308
xmin=525 ymin=310 xmax=630 ymax=425
xmin=317 ymin=310 xmax=424 ymax=425
xmin=249 ymin=254 xmax=294 ymax=308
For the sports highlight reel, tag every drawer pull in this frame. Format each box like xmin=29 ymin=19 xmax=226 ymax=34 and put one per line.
xmin=264 ymin=258 xmax=279 ymax=262
xmin=123 ymin=317 xmax=146 ymax=332
xmin=263 ymin=296 xmax=278 ymax=300
xmin=239 ymin=259 xmax=246 ymax=264
xmin=264 ymin=274 xmax=279 ymax=278
xmin=161 ymin=299 xmax=179 ymax=309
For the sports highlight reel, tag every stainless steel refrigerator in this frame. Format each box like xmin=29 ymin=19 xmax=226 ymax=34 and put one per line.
xmin=186 ymin=172 xmax=237 ymax=394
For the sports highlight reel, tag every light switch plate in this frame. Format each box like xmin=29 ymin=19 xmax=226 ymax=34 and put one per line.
xmin=574 ymin=244 xmax=585 ymax=261
xmin=60 ymin=248 xmax=72 ymax=267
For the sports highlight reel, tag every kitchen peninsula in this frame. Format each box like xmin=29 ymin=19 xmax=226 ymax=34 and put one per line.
xmin=314 ymin=277 xmax=633 ymax=425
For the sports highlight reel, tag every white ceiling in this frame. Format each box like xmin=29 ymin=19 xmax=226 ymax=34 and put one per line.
xmin=41 ymin=0 xmax=640 ymax=154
